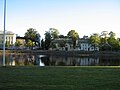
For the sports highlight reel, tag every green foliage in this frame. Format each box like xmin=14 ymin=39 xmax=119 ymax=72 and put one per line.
xmin=50 ymin=42 xmax=56 ymax=49
xmin=24 ymin=28 xmax=40 ymax=49
xmin=109 ymin=31 xmax=116 ymax=38
xmin=44 ymin=28 xmax=59 ymax=50
xmin=15 ymin=40 xmax=21 ymax=47
xmin=107 ymin=32 xmax=120 ymax=51
xmin=59 ymin=40 xmax=66 ymax=47
xmin=5 ymin=41 xmax=10 ymax=47
xmin=90 ymin=33 xmax=100 ymax=45
xmin=67 ymin=30 xmax=79 ymax=48
xmin=101 ymin=31 xmax=109 ymax=43
xmin=41 ymin=39 xmax=45 ymax=50
xmin=90 ymin=31 xmax=120 ymax=51
xmin=98 ymin=31 xmax=120 ymax=51
xmin=44 ymin=31 xmax=52 ymax=50
xmin=24 ymin=28 xmax=38 ymax=42
xmin=27 ymin=40 xmax=33 ymax=49
xmin=49 ymin=28 xmax=59 ymax=39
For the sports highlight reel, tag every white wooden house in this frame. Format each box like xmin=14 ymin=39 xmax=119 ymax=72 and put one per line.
xmin=51 ymin=38 xmax=73 ymax=51
xmin=79 ymin=36 xmax=99 ymax=51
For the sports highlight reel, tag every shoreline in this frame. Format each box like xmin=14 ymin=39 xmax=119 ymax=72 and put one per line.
xmin=0 ymin=50 xmax=120 ymax=57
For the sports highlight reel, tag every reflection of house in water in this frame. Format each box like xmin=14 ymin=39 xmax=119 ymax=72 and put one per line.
xmin=1 ymin=54 xmax=46 ymax=66
xmin=49 ymin=56 xmax=99 ymax=66
xmin=79 ymin=58 xmax=99 ymax=66
xmin=6 ymin=54 xmax=36 ymax=66
xmin=8 ymin=59 xmax=16 ymax=66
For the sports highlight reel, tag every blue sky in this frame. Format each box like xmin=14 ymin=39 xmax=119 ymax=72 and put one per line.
xmin=0 ymin=0 xmax=120 ymax=38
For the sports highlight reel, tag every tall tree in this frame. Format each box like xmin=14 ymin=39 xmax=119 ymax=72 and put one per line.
xmin=100 ymin=31 xmax=109 ymax=43
xmin=44 ymin=28 xmax=59 ymax=50
xmin=109 ymin=31 xmax=116 ymax=38
xmin=44 ymin=31 xmax=52 ymax=50
xmin=24 ymin=28 xmax=40 ymax=49
xmin=108 ymin=31 xmax=118 ymax=51
xmin=49 ymin=28 xmax=59 ymax=39
xmin=41 ymin=39 xmax=45 ymax=50
xmin=24 ymin=28 xmax=37 ymax=42
xmin=67 ymin=30 xmax=79 ymax=48
xmin=90 ymin=33 xmax=101 ymax=45
xmin=100 ymin=31 xmax=112 ymax=51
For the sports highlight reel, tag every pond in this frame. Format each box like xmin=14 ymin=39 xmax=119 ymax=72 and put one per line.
xmin=0 ymin=54 xmax=120 ymax=66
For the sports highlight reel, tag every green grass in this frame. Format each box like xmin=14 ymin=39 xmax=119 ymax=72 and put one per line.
xmin=0 ymin=66 xmax=120 ymax=90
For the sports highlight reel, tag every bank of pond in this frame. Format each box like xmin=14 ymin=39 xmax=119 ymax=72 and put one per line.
xmin=0 ymin=50 xmax=120 ymax=57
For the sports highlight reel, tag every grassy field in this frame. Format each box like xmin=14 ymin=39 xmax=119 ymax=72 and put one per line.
xmin=0 ymin=66 xmax=120 ymax=90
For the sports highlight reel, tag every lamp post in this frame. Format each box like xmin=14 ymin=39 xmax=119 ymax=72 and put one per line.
xmin=3 ymin=0 xmax=6 ymax=66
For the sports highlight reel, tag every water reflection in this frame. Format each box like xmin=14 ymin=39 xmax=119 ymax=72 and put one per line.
xmin=47 ymin=56 xmax=99 ymax=66
xmin=0 ymin=54 xmax=120 ymax=66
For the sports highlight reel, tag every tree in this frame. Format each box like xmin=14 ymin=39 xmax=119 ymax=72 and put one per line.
xmin=49 ymin=28 xmax=59 ymax=39
xmin=108 ymin=31 xmax=118 ymax=51
xmin=15 ymin=40 xmax=21 ymax=49
xmin=100 ymin=31 xmax=112 ymax=51
xmin=90 ymin=33 xmax=101 ymax=45
xmin=67 ymin=30 xmax=79 ymax=48
xmin=24 ymin=28 xmax=40 ymax=49
xmin=109 ymin=31 xmax=116 ymax=38
xmin=100 ymin=31 xmax=109 ymax=44
xmin=44 ymin=28 xmax=59 ymax=50
xmin=24 ymin=28 xmax=37 ymax=42
xmin=27 ymin=40 xmax=33 ymax=49
xmin=41 ymin=39 xmax=45 ymax=50
xmin=44 ymin=31 xmax=52 ymax=50
xmin=5 ymin=41 xmax=10 ymax=48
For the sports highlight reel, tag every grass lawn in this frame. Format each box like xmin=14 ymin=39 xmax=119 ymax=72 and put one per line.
xmin=0 ymin=66 xmax=120 ymax=90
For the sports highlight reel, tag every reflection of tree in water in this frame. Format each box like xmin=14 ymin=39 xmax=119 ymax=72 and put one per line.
xmin=57 ymin=62 xmax=66 ymax=66
xmin=3 ymin=54 xmax=120 ymax=66
xmin=24 ymin=54 xmax=35 ymax=65
xmin=99 ymin=57 xmax=120 ymax=66
xmin=41 ymin=57 xmax=51 ymax=66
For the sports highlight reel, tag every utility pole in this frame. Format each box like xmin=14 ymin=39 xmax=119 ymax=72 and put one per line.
xmin=3 ymin=0 xmax=6 ymax=66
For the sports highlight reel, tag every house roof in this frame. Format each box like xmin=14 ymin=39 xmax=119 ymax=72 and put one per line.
xmin=16 ymin=37 xmax=25 ymax=39
xmin=0 ymin=30 xmax=15 ymax=35
xmin=52 ymin=38 xmax=73 ymax=43
xmin=79 ymin=38 xmax=90 ymax=43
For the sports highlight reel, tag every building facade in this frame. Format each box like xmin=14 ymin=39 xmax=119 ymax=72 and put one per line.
xmin=16 ymin=37 xmax=26 ymax=49
xmin=79 ymin=36 xmax=99 ymax=51
xmin=51 ymin=38 xmax=73 ymax=51
xmin=0 ymin=31 xmax=16 ymax=49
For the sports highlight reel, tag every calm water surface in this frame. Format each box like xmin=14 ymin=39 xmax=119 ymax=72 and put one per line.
xmin=0 ymin=54 xmax=120 ymax=66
